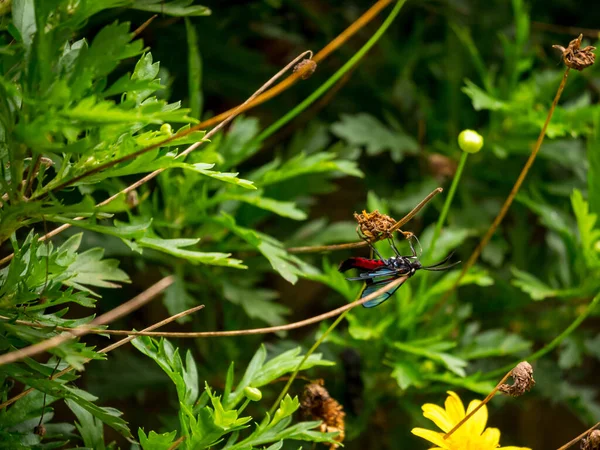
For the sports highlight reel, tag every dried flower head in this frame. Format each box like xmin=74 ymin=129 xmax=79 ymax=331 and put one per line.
xmin=553 ymin=34 xmax=596 ymax=71
xmin=293 ymin=59 xmax=317 ymax=80
xmin=34 ymin=424 xmax=46 ymax=437
xmin=581 ymin=430 xmax=600 ymax=450
xmin=354 ymin=209 xmax=398 ymax=240
xmin=300 ymin=380 xmax=345 ymax=449
xmin=499 ymin=361 xmax=535 ymax=397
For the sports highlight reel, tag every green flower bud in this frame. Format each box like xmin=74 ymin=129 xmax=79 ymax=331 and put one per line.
xmin=160 ymin=123 xmax=173 ymax=136
xmin=458 ymin=129 xmax=484 ymax=154
xmin=243 ymin=386 xmax=263 ymax=402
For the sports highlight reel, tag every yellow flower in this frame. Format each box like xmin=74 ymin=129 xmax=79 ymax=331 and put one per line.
xmin=411 ymin=391 xmax=531 ymax=450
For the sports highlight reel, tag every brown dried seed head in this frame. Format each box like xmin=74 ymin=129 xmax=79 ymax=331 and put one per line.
xmin=34 ymin=425 xmax=46 ymax=437
xmin=553 ymin=34 xmax=596 ymax=71
xmin=354 ymin=210 xmax=397 ymax=240
xmin=300 ymin=380 xmax=345 ymax=449
xmin=293 ymin=59 xmax=317 ymax=80
xmin=581 ymin=430 xmax=600 ymax=450
xmin=499 ymin=361 xmax=535 ymax=397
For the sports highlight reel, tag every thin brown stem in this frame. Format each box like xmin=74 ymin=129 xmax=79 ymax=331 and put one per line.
xmin=444 ymin=369 xmax=514 ymax=440
xmin=556 ymin=422 xmax=600 ymax=450
xmin=78 ymin=275 xmax=407 ymax=338
xmin=192 ymin=0 xmax=393 ymax=131
xmin=0 ymin=304 xmax=205 ymax=410
xmin=532 ymin=22 xmax=600 ymax=38
xmin=287 ymin=187 xmax=443 ymax=253
xmin=40 ymin=51 xmax=313 ymax=197
xmin=167 ymin=436 xmax=185 ymax=450
xmin=0 ymin=51 xmax=314 ymax=267
xmin=133 ymin=14 xmax=158 ymax=37
xmin=439 ymin=68 xmax=570 ymax=306
xmin=0 ymin=276 xmax=174 ymax=366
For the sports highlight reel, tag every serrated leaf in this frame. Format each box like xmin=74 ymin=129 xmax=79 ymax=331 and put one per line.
xmin=222 ymin=193 xmax=306 ymax=220
xmin=462 ymin=79 xmax=506 ymax=111
xmin=138 ymin=236 xmax=246 ymax=268
xmin=174 ymin=162 xmax=256 ymax=190
xmin=138 ymin=429 xmax=177 ymax=450
xmin=331 ymin=113 xmax=417 ymax=162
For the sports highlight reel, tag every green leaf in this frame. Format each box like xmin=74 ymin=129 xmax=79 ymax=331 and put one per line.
xmin=222 ymin=193 xmax=306 ymax=220
xmin=252 ymin=152 xmax=363 ymax=186
xmin=215 ymin=214 xmax=314 ymax=283
xmin=138 ymin=429 xmax=178 ymax=450
xmin=222 ymin=280 xmax=290 ymax=327
xmin=62 ymin=247 xmax=130 ymax=294
xmin=393 ymin=341 xmax=467 ymax=377
xmin=331 ymin=113 xmax=418 ymax=162
xmin=511 ymin=267 xmax=556 ymax=300
xmin=174 ymin=162 xmax=256 ymax=190
xmin=132 ymin=337 xmax=199 ymax=407
xmin=129 ymin=0 xmax=211 ymax=16
xmin=391 ymin=360 xmax=424 ymax=390
xmin=571 ymin=189 xmax=600 ymax=269
xmin=250 ymin=348 xmax=334 ymax=387
xmin=185 ymin=17 xmax=202 ymax=118
xmin=138 ymin=236 xmax=246 ymax=268
xmin=66 ymin=399 xmax=106 ymax=450
xmin=462 ymin=79 xmax=506 ymax=111
xmin=11 ymin=0 xmax=35 ymax=48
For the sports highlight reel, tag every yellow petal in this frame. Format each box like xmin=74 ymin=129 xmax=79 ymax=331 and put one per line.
xmin=444 ymin=391 xmax=466 ymax=423
xmin=411 ymin=427 xmax=450 ymax=449
xmin=464 ymin=399 xmax=488 ymax=436
xmin=481 ymin=427 xmax=501 ymax=447
xmin=422 ymin=404 xmax=454 ymax=432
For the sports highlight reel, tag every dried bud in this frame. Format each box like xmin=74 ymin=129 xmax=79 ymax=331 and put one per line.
xmin=300 ymin=380 xmax=345 ymax=450
xmin=553 ymin=34 xmax=596 ymax=71
xmin=499 ymin=361 xmax=535 ymax=397
xmin=126 ymin=190 xmax=139 ymax=208
xmin=581 ymin=430 xmax=600 ymax=450
xmin=354 ymin=210 xmax=397 ymax=240
xmin=34 ymin=424 xmax=46 ymax=437
xmin=293 ymin=59 xmax=317 ymax=80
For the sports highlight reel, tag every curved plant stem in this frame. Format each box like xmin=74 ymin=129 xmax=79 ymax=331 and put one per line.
xmin=268 ymin=309 xmax=351 ymax=416
xmin=0 ymin=276 xmax=175 ymax=366
xmin=253 ymin=0 xmax=407 ymax=144
xmin=287 ymin=187 xmax=442 ymax=254
xmin=444 ymin=368 xmax=514 ymax=440
xmin=439 ymin=67 xmax=571 ymax=305
xmin=0 ymin=304 xmax=206 ymax=410
xmin=557 ymin=422 xmax=600 ymax=450
xmin=193 ymin=0 xmax=394 ymax=130
xmin=416 ymin=152 xmax=468 ymax=297
xmin=485 ymin=291 xmax=600 ymax=379
xmin=71 ymin=275 xmax=408 ymax=338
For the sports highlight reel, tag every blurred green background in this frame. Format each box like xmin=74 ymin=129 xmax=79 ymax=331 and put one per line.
xmin=3 ymin=0 xmax=600 ymax=448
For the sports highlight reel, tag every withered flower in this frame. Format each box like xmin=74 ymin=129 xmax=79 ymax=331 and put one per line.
xmin=293 ymin=59 xmax=317 ymax=80
xmin=300 ymin=380 xmax=345 ymax=449
xmin=553 ymin=34 xmax=595 ymax=71
xmin=581 ymin=430 xmax=600 ymax=450
xmin=499 ymin=361 xmax=535 ymax=397
xmin=34 ymin=425 xmax=46 ymax=437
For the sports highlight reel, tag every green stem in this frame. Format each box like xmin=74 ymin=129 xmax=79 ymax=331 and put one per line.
xmin=268 ymin=310 xmax=350 ymax=416
xmin=416 ymin=151 xmax=469 ymax=297
xmin=254 ymin=0 xmax=407 ymax=145
xmin=485 ymin=292 xmax=600 ymax=379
